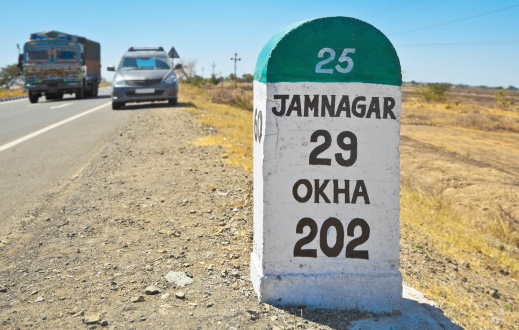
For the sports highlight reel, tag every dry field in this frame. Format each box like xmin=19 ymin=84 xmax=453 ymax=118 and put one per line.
xmin=399 ymin=84 xmax=519 ymax=329
xmin=184 ymin=81 xmax=519 ymax=329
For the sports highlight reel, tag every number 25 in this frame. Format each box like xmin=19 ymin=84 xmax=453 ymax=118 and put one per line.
xmin=315 ymin=48 xmax=356 ymax=74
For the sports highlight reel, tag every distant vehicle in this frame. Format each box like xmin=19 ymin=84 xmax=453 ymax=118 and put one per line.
xmin=19 ymin=31 xmax=101 ymax=103
xmin=107 ymin=47 xmax=182 ymax=110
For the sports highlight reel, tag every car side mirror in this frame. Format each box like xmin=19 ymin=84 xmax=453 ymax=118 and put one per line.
xmin=107 ymin=66 xmax=115 ymax=72
xmin=174 ymin=63 xmax=182 ymax=70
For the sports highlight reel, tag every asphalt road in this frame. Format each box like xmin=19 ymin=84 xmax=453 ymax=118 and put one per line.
xmin=0 ymin=87 xmax=138 ymax=234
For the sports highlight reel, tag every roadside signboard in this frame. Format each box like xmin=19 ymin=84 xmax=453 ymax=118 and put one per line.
xmin=251 ymin=16 xmax=402 ymax=313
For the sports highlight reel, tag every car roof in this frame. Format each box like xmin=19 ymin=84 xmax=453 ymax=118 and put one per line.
xmin=123 ymin=51 xmax=167 ymax=58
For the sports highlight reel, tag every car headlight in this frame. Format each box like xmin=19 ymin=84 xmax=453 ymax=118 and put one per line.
xmin=114 ymin=79 xmax=129 ymax=87
xmin=163 ymin=76 xmax=176 ymax=84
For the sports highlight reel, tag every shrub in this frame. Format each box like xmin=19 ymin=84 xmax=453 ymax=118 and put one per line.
xmin=191 ymin=75 xmax=204 ymax=87
xmin=208 ymin=74 xmax=221 ymax=86
xmin=419 ymin=83 xmax=451 ymax=102
xmin=209 ymin=88 xmax=253 ymax=111
xmin=495 ymin=90 xmax=515 ymax=110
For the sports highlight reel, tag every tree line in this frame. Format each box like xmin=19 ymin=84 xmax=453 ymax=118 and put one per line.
xmin=0 ymin=64 xmax=21 ymax=89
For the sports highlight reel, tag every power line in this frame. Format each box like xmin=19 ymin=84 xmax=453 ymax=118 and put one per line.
xmin=362 ymin=0 xmax=423 ymax=20
xmin=371 ymin=0 xmax=451 ymax=24
xmin=390 ymin=3 xmax=519 ymax=36
xmin=396 ymin=40 xmax=519 ymax=47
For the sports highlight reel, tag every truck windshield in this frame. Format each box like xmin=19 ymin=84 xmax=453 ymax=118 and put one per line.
xmin=26 ymin=46 xmax=49 ymax=63
xmin=56 ymin=46 xmax=78 ymax=63
xmin=119 ymin=55 xmax=171 ymax=71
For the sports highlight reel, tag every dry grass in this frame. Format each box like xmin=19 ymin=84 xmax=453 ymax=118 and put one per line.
xmin=399 ymin=84 xmax=519 ymax=328
xmin=181 ymin=83 xmax=253 ymax=171
xmin=488 ymin=205 xmax=519 ymax=248
xmin=402 ymin=96 xmax=519 ymax=134
xmin=401 ymin=184 xmax=519 ymax=329
xmin=401 ymin=183 xmax=518 ymax=276
xmin=0 ymin=87 xmax=26 ymax=98
xmin=209 ymin=85 xmax=253 ymax=111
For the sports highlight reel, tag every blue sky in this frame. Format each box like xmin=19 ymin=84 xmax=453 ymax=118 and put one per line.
xmin=1 ymin=0 xmax=518 ymax=87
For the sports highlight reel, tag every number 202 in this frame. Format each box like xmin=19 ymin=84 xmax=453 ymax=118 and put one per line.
xmin=293 ymin=217 xmax=370 ymax=259
xmin=315 ymin=48 xmax=356 ymax=74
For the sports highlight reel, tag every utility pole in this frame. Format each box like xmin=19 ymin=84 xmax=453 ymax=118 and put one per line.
xmin=211 ymin=62 xmax=216 ymax=76
xmin=230 ymin=52 xmax=241 ymax=89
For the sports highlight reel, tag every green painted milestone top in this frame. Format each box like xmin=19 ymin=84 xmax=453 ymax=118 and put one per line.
xmin=254 ymin=16 xmax=401 ymax=86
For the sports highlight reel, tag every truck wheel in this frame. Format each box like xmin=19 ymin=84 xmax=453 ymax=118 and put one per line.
xmin=168 ymin=98 xmax=178 ymax=106
xmin=85 ymin=82 xmax=95 ymax=98
xmin=29 ymin=92 xmax=39 ymax=104
xmin=112 ymin=101 xmax=123 ymax=110
xmin=76 ymin=88 xmax=84 ymax=99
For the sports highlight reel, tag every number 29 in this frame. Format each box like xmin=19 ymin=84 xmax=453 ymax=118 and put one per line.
xmin=315 ymin=48 xmax=356 ymax=74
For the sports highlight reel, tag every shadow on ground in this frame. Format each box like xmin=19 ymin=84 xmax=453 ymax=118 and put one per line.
xmin=114 ymin=101 xmax=195 ymax=111
xmin=264 ymin=294 xmax=462 ymax=329
xmin=41 ymin=95 xmax=111 ymax=102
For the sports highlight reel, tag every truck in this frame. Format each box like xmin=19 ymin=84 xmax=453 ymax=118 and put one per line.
xmin=18 ymin=31 xmax=101 ymax=103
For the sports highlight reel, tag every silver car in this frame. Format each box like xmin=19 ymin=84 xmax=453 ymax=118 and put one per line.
xmin=107 ymin=47 xmax=181 ymax=110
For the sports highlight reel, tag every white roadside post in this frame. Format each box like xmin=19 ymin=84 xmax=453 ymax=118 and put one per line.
xmin=251 ymin=16 xmax=403 ymax=313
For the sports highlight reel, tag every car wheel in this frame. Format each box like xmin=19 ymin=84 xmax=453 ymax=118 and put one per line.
xmin=168 ymin=98 xmax=178 ymax=106
xmin=112 ymin=101 xmax=123 ymax=110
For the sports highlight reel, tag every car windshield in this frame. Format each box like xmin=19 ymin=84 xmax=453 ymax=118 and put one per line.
xmin=119 ymin=55 xmax=171 ymax=71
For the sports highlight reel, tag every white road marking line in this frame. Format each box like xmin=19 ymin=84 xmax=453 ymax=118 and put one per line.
xmin=50 ymin=103 xmax=73 ymax=109
xmin=0 ymin=102 xmax=110 ymax=153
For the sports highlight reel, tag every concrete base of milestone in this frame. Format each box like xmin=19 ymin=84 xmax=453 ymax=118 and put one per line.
xmin=250 ymin=255 xmax=403 ymax=313
xmin=251 ymin=255 xmax=462 ymax=329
